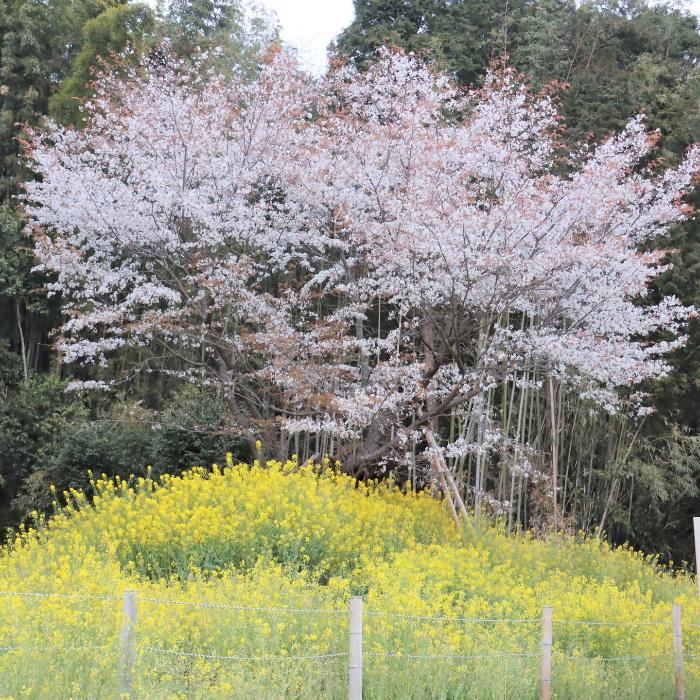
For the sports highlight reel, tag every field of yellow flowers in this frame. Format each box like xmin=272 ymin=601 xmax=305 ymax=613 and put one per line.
xmin=0 ymin=455 xmax=699 ymax=698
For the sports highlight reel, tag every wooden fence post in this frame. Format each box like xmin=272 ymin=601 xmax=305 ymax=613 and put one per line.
xmin=349 ymin=596 xmax=363 ymax=700
xmin=541 ymin=605 xmax=553 ymax=700
xmin=673 ymin=603 xmax=685 ymax=700
xmin=119 ymin=589 xmax=138 ymax=698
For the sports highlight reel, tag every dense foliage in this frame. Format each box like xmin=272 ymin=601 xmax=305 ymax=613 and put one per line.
xmin=2 ymin=458 xmax=700 ymax=697
xmin=338 ymin=0 xmax=700 ymax=142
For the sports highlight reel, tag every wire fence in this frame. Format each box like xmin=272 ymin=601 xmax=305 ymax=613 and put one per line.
xmin=0 ymin=589 xmax=694 ymax=699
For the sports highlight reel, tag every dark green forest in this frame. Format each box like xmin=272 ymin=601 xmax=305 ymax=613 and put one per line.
xmin=2 ymin=0 xmax=700 ymax=564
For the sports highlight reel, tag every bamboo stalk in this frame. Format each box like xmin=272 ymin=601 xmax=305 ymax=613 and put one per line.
xmin=423 ymin=428 xmax=461 ymax=528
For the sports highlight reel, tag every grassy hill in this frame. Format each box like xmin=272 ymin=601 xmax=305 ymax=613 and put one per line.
xmin=0 ymin=455 xmax=698 ymax=698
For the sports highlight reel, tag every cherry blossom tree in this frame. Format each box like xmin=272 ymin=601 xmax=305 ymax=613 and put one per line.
xmin=24 ymin=49 xmax=699 ymax=521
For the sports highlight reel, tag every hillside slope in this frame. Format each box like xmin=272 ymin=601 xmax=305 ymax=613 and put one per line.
xmin=0 ymin=456 xmax=698 ymax=698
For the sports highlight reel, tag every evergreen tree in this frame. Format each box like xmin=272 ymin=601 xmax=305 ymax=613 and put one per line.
xmin=338 ymin=0 xmax=700 ymax=141
xmin=162 ymin=0 xmax=277 ymax=71
xmin=49 ymin=3 xmax=156 ymax=126
xmin=512 ymin=0 xmax=576 ymax=88
xmin=337 ymin=0 xmax=527 ymax=84
xmin=0 ymin=0 xmax=123 ymax=194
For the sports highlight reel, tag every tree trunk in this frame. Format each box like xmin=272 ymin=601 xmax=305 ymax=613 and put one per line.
xmin=15 ymin=300 xmax=28 ymax=382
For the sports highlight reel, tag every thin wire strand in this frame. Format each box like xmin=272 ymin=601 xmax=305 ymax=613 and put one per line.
xmin=365 ymin=652 xmax=539 ymax=659
xmin=557 ymin=653 xmax=671 ymax=662
xmin=143 ymin=646 xmax=348 ymax=662
xmin=0 ymin=644 xmax=108 ymax=653
xmin=364 ymin=612 xmax=539 ymax=624
xmin=139 ymin=597 xmax=345 ymax=614
xmin=0 ymin=643 xmax=679 ymax=664
xmin=555 ymin=619 xmax=671 ymax=627
xmin=0 ymin=591 xmax=119 ymax=602
xmin=0 ymin=589 xmax=696 ymax=635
